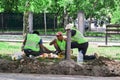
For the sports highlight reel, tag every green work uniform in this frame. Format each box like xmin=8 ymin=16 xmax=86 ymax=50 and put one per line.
xmin=56 ymin=39 xmax=66 ymax=51
xmin=71 ymin=28 xmax=88 ymax=44
xmin=24 ymin=34 xmax=41 ymax=51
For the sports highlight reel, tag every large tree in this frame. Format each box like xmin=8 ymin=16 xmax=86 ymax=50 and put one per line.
xmin=18 ymin=0 xmax=52 ymax=35
xmin=1 ymin=0 xmax=120 ymax=32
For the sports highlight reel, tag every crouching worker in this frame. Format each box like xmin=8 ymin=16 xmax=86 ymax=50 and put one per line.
xmin=22 ymin=31 xmax=52 ymax=57
xmin=65 ymin=23 xmax=98 ymax=61
xmin=49 ymin=32 xmax=67 ymax=55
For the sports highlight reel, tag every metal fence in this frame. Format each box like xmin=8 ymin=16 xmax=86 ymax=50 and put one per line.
xmin=0 ymin=13 xmax=57 ymax=35
xmin=0 ymin=13 xmax=23 ymax=32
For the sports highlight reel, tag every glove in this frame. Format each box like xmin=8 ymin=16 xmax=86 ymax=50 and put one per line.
xmin=65 ymin=23 xmax=74 ymax=30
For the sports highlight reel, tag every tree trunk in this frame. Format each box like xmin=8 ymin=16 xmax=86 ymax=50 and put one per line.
xmin=23 ymin=1 xmax=30 ymax=36
xmin=28 ymin=12 xmax=33 ymax=33
xmin=23 ymin=11 xmax=29 ymax=36
xmin=44 ymin=12 xmax=47 ymax=35
xmin=89 ymin=17 xmax=92 ymax=31
xmin=63 ymin=6 xmax=68 ymax=29
xmin=65 ymin=29 xmax=71 ymax=60
xmin=77 ymin=11 xmax=85 ymax=34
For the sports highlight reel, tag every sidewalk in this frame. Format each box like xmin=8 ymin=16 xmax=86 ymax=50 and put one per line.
xmin=0 ymin=35 xmax=120 ymax=46
xmin=89 ymin=42 xmax=120 ymax=47
xmin=0 ymin=73 xmax=120 ymax=80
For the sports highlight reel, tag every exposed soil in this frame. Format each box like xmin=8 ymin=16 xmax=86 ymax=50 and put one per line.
xmin=0 ymin=56 xmax=120 ymax=77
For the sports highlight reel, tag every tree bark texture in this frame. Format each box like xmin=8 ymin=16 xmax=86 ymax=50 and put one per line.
xmin=65 ymin=29 xmax=71 ymax=60
xmin=28 ymin=12 xmax=33 ymax=33
xmin=23 ymin=11 xmax=29 ymax=36
xmin=77 ymin=11 xmax=85 ymax=34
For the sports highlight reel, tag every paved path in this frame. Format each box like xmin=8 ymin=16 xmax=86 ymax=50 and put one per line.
xmin=0 ymin=35 xmax=120 ymax=46
xmin=0 ymin=73 xmax=120 ymax=80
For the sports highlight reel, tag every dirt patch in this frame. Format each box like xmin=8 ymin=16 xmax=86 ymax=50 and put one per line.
xmin=0 ymin=56 xmax=120 ymax=76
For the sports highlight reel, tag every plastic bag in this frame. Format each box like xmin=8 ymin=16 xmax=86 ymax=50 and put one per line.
xmin=11 ymin=52 xmax=24 ymax=60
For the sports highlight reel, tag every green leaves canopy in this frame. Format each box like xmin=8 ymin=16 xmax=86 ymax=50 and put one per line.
xmin=0 ymin=0 xmax=120 ymax=23
xmin=18 ymin=0 xmax=52 ymax=13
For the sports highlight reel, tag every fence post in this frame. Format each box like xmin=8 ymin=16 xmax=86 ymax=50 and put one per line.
xmin=105 ymin=25 xmax=108 ymax=45
xmin=105 ymin=33 xmax=108 ymax=45
xmin=1 ymin=13 xmax=4 ymax=33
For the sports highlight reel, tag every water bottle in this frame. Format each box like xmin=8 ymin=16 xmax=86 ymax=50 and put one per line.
xmin=77 ymin=51 xmax=83 ymax=63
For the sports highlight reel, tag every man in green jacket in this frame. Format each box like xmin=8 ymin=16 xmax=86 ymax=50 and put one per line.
xmin=66 ymin=23 xmax=97 ymax=60
xmin=22 ymin=31 xmax=51 ymax=57
xmin=49 ymin=32 xmax=67 ymax=54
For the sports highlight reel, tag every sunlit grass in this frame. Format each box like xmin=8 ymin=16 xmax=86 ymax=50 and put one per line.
xmin=0 ymin=42 xmax=120 ymax=60
xmin=87 ymin=44 xmax=120 ymax=60
xmin=0 ymin=42 xmax=21 ymax=55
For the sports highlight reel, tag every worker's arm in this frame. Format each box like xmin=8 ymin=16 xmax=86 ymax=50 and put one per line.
xmin=49 ymin=39 xmax=56 ymax=45
xmin=39 ymin=39 xmax=52 ymax=53
xmin=41 ymin=44 xmax=52 ymax=52
xmin=71 ymin=29 xmax=76 ymax=37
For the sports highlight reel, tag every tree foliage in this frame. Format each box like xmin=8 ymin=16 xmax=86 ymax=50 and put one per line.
xmin=111 ymin=0 xmax=120 ymax=23
xmin=0 ymin=0 xmax=120 ymax=24
xmin=0 ymin=0 xmax=19 ymax=12
xmin=18 ymin=0 xmax=52 ymax=13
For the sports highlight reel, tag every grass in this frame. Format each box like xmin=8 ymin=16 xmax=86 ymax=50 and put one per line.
xmin=0 ymin=42 xmax=21 ymax=55
xmin=87 ymin=44 xmax=120 ymax=60
xmin=0 ymin=42 xmax=120 ymax=60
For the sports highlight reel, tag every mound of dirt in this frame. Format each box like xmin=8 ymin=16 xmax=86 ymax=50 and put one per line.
xmin=0 ymin=56 xmax=120 ymax=76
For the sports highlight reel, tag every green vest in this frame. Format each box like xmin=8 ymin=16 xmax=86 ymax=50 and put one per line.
xmin=24 ymin=34 xmax=41 ymax=51
xmin=71 ymin=28 xmax=88 ymax=44
xmin=56 ymin=39 xmax=66 ymax=51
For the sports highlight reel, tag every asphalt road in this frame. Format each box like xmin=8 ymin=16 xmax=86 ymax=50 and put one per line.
xmin=0 ymin=73 xmax=120 ymax=80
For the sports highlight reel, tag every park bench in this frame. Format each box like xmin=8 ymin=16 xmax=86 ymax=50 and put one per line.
xmin=105 ymin=24 xmax=120 ymax=45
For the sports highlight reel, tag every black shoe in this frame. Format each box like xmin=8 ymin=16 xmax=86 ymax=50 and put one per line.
xmin=53 ymin=51 xmax=59 ymax=55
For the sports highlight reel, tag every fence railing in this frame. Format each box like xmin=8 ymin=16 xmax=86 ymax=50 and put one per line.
xmin=0 ymin=13 xmax=57 ymax=35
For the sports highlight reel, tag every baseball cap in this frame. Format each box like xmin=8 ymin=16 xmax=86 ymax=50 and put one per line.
xmin=56 ymin=32 xmax=63 ymax=36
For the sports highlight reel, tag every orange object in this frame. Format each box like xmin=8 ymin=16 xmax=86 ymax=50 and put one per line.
xmin=43 ymin=53 xmax=48 ymax=58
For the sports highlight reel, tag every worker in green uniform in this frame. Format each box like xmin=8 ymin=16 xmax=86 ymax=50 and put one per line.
xmin=49 ymin=32 xmax=67 ymax=54
xmin=65 ymin=23 xmax=98 ymax=60
xmin=22 ymin=31 xmax=52 ymax=57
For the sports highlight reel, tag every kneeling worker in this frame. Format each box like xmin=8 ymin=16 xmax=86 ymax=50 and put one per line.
xmin=65 ymin=23 xmax=98 ymax=61
xmin=22 ymin=31 xmax=52 ymax=57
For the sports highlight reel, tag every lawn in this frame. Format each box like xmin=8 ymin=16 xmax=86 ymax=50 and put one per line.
xmin=0 ymin=42 xmax=120 ymax=60
xmin=87 ymin=44 xmax=120 ymax=60
xmin=0 ymin=42 xmax=21 ymax=54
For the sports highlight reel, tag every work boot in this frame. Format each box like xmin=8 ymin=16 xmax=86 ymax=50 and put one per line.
xmin=53 ymin=51 xmax=59 ymax=55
